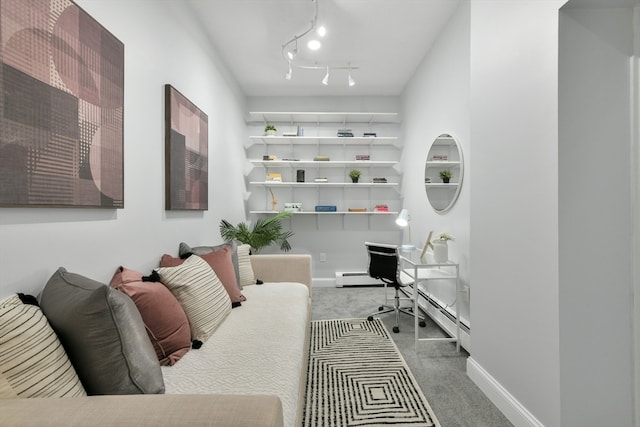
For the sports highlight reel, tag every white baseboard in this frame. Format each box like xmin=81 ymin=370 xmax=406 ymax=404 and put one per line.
xmin=467 ymin=357 xmax=544 ymax=427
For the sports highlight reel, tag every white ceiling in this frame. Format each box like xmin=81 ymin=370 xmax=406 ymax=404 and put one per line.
xmin=185 ymin=0 xmax=461 ymax=97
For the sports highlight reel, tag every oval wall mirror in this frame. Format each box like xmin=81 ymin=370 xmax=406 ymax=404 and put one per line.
xmin=424 ymin=133 xmax=464 ymax=213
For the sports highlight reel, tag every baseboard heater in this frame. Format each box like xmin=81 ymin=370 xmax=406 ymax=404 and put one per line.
xmin=335 ymin=271 xmax=383 ymax=287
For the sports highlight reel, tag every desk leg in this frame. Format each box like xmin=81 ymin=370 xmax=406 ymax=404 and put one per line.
xmin=455 ymin=265 xmax=460 ymax=352
xmin=414 ymin=265 xmax=419 ymax=352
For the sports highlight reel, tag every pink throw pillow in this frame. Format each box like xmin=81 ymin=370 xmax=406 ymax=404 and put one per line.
xmin=110 ymin=267 xmax=191 ymax=366
xmin=160 ymin=253 xmax=246 ymax=304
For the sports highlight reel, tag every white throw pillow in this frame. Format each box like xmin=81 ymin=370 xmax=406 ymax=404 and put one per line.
xmin=237 ymin=244 xmax=256 ymax=286
xmin=0 ymin=294 xmax=86 ymax=398
xmin=156 ymin=255 xmax=231 ymax=343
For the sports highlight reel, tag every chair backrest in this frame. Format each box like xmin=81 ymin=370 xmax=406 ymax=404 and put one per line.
xmin=365 ymin=242 xmax=401 ymax=286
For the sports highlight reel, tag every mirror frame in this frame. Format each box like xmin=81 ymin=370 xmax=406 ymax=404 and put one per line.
xmin=424 ymin=133 xmax=464 ymax=214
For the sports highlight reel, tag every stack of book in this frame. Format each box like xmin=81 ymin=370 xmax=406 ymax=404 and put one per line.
xmin=373 ymin=204 xmax=389 ymax=212
xmin=363 ymin=132 xmax=377 ymax=137
xmin=372 ymin=177 xmax=387 ymax=183
xmin=355 ymin=154 xmax=370 ymax=160
xmin=337 ymin=129 xmax=353 ymax=137
xmin=314 ymin=155 xmax=330 ymax=161
xmin=348 ymin=208 xmax=367 ymax=212
xmin=315 ymin=205 xmax=337 ymax=212
xmin=432 ymin=154 xmax=448 ymax=161
xmin=314 ymin=177 xmax=328 ymax=183
xmin=284 ymin=202 xmax=303 ymax=212
xmin=266 ymin=173 xmax=282 ymax=182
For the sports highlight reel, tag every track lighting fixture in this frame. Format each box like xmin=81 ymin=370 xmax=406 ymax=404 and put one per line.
xmin=281 ymin=0 xmax=358 ymax=86
xmin=322 ymin=67 xmax=329 ymax=85
xmin=285 ymin=61 xmax=292 ymax=80
xmin=348 ymin=63 xmax=355 ymax=86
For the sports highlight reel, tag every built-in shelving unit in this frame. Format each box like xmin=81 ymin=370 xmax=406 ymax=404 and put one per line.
xmin=245 ymin=111 xmax=402 ymax=219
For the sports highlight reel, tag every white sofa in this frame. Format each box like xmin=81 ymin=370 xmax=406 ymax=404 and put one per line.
xmin=0 ymin=254 xmax=312 ymax=427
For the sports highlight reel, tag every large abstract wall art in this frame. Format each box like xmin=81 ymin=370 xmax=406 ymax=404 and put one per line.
xmin=0 ymin=0 xmax=124 ymax=208
xmin=165 ymin=84 xmax=208 ymax=211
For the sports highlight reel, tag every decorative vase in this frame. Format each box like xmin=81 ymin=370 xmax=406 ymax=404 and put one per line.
xmin=432 ymin=239 xmax=448 ymax=263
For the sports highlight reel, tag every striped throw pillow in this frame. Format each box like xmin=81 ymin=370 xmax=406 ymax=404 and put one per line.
xmin=156 ymin=255 xmax=231 ymax=343
xmin=237 ymin=244 xmax=256 ymax=287
xmin=0 ymin=294 xmax=86 ymax=398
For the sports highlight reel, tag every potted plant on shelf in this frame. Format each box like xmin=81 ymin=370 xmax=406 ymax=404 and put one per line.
xmin=440 ymin=169 xmax=453 ymax=183
xmin=219 ymin=211 xmax=293 ymax=253
xmin=348 ymin=169 xmax=361 ymax=183
xmin=264 ymin=124 xmax=277 ymax=136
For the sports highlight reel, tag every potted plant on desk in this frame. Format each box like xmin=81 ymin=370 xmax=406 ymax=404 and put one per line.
xmin=431 ymin=232 xmax=454 ymax=263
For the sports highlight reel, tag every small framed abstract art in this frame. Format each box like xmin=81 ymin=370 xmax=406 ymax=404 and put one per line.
xmin=164 ymin=84 xmax=208 ymax=210
xmin=0 ymin=0 xmax=125 ymax=208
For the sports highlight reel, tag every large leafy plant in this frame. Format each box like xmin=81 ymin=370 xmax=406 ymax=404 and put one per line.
xmin=219 ymin=211 xmax=294 ymax=253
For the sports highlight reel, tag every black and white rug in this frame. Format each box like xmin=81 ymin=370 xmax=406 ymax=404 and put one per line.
xmin=303 ymin=318 xmax=441 ymax=427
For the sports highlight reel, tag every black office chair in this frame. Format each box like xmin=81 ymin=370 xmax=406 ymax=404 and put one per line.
xmin=365 ymin=242 xmax=426 ymax=333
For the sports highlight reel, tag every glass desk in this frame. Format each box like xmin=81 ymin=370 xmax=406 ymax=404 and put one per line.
xmin=400 ymin=252 xmax=461 ymax=351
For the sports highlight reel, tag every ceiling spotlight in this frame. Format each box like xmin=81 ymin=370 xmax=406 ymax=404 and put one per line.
xmin=307 ymin=39 xmax=321 ymax=50
xmin=322 ymin=67 xmax=329 ymax=85
xmin=348 ymin=63 xmax=355 ymax=86
xmin=285 ymin=61 xmax=292 ymax=80
xmin=316 ymin=25 xmax=326 ymax=37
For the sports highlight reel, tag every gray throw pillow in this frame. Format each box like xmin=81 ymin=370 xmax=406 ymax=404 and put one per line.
xmin=39 ymin=267 xmax=164 ymax=395
xmin=179 ymin=241 xmax=242 ymax=288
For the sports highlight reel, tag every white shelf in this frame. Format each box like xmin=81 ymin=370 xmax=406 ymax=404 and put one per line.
xmin=249 ymin=210 xmax=399 ymax=215
xmin=247 ymin=111 xmax=400 ymax=124
xmin=250 ymin=160 xmax=397 ymax=168
xmin=250 ymin=181 xmax=398 ymax=188
xmin=425 ymin=161 xmax=461 ymax=167
xmin=248 ymin=136 xmax=399 ymax=145
xmin=425 ymin=183 xmax=459 ymax=188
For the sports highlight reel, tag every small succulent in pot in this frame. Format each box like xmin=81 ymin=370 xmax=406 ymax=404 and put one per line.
xmin=348 ymin=169 xmax=361 ymax=183
xmin=439 ymin=169 xmax=452 ymax=183
xmin=264 ymin=124 xmax=277 ymax=136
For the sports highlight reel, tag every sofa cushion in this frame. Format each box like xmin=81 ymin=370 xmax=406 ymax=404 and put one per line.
xmin=162 ymin=251 xmax=245 ymax=304
xmin=0 ymin=294 xmax=86 ymax=398
xmin=237 ymin=243 xmax=256 ymax=286
xmin=179 ymin=241 xmax=240 ymax=286
xmin=155 ymin=255 xmax=231 ymax=344
xmin=39 ymin=268 xmax=164 ymax=395
xmin=110 ymin=267 xmax=191 ymax=366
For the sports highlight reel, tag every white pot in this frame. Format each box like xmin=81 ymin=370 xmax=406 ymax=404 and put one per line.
xmin=432 ymin=240 xmax=448 ymax=263
xmin=266 ymin=129 xmax=277 ymax=136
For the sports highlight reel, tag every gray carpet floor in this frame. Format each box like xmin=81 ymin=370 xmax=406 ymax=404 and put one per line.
xmin=311 ymin=286 xmax=513 ymax=427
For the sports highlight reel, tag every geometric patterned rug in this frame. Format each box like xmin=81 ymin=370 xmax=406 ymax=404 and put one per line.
xmin=303 ymin=318 xmax=441 ymax=427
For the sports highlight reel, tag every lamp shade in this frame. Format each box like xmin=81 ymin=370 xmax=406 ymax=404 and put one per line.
xmin=396 ymin=209 xmax=410 ymax=227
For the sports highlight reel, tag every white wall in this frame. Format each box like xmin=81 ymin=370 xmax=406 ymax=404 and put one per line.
xmin=401 ymin=1 xmax=471 ymax=327
xmin=0 ymin=1 xmax=248 ymax=297
xmin=559 ymin=3 xmax=635 ymax=426
xmin=467 ymin=1 xmax=564 ymax=426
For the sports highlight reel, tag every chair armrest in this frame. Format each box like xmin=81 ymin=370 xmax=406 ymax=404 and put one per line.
xmin=250 ymin=254 xmax=312 ymax=289
xmin=0 ymin=394 xmax=283 ymax=427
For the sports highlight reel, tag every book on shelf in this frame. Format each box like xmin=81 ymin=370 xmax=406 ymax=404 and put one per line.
xmin=282 ymin=132 xmax=297 ymax=137
xmin=284 ymin=202 xmax=303 ymax=212
xmin=355 ymin=154 xmax=370 ymax=160
xmin=372 ymin=177 xmax=387 ymax=183
xmin=373 ymin=204 xmax=389 ymax=212
xmin=348 ymin=208 xmax=367 ymax=212
xmin=337 ymin=128 xmax=353 ymax=137
xmin=432 ymin=154 xmax=448 ymax=161
xmin=313 ymin=155 xmax=330 ymax=161
xmin=363 ymin=132 xmax=377 ymax=137
xmin=314 ymin=177 xmax=328 ymax=182
xmin=266 ymin=173 xmax=282 ymax=182
xmin=263 ymin=155 xmax=277 ymax=161
xmin=315 ymin=205 xmax=337 ymax=212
